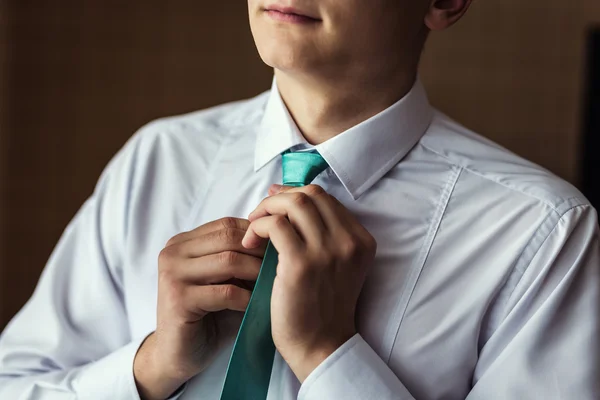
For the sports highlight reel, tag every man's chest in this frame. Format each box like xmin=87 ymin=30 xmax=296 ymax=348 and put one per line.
xmin=121 ymin=160 xmax=497 ymax=399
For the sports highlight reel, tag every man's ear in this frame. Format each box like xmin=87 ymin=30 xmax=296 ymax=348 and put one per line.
xmin=424 ymin=0 xmax=473 ymax=31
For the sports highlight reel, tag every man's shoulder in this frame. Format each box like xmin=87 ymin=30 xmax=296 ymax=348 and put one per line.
xmin=420 ymin=110 xmax=591 ymax=213
xmin=134 ymin=90 xmax=270 ymax=145
xmin=97 ymin=89 xmax=270 ymax=205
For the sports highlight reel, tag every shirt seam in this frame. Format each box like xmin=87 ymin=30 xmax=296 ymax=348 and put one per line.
xmin=384 ymin=165 xmax=463 ymax=363
xmin=479 ymin=204 xmax=561 ymax=344
xmin=317 ymin=146 xmax=356 ymax=197
xmin=418 ymin=141 xmax=583 ymax=213
xmin=496 ymin=203 xmax=592 ymax=326
xmin=229 ymin=96 xmax=266 ymax=129
xmin=184 ymin=134 xmax=233 ymax=231
xmin=122 ymin=134 xmax=142 ymax=250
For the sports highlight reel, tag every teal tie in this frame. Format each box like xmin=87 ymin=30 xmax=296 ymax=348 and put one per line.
xmin=219 ymin=149 xmax=329 ymax=400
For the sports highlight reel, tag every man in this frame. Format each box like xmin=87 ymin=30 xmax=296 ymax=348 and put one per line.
xmin=0 ymin=0 xmax=598 ymax=399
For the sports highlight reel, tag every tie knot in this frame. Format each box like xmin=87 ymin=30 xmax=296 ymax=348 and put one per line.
xmin=281 ymin=149 xmax=329 ymax=187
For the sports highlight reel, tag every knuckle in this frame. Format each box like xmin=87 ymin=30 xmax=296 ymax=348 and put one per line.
xmin=304 ymin=184 xmax=326 ymax=197
xmin=339 ymin=237 xmax=359 ymax=259
xmin=219 ymin=227 xmax=241 ymax=244
xmin=291 ymin=192 xmax=311 ymax=207
xmin=220 ymin=216 xmax=241 ymax=230
xmin=165 ymin=232 xmax=185 ymax=248
xmin=273 ymin=215 xmax=289 ymax=228
xmin=158 ymin=245 xmax=178 ymax=265
xmin=219 ymin=250 xmax=238 ymax=266
xmin=158 ymin=248 xmax=183 ymax=284
xmin=217 ymin=284 xmax=237 ymax=301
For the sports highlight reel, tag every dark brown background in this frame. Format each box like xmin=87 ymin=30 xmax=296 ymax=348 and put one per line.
xmin=0 ymin=1 xmax=599 ymax=329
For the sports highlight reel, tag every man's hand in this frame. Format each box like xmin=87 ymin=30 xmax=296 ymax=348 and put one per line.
xmin=134 ymin=217 xmax=268 ymax=400
xmin=244 ymin=184 xmax=377 ymax=382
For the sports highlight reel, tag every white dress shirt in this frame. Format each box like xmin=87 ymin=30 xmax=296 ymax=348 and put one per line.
xmin=0 ymin=78 xmax=598 ymax=400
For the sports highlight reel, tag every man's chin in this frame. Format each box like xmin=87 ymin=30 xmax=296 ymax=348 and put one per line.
xmin=257 ymin=46 xmax=318 ymax=74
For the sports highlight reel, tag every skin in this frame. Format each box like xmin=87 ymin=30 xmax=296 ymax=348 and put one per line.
xmin=134 ymin=1 xmax=472 ymax=398
xmin=249 ymin=0 xmax=472 ymax=145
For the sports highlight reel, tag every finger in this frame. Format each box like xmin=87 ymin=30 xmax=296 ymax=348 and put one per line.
xmin=284 ymin=184 xmax=350 ymax=231
xmin=268 ymin=184 xmax=280 ymax=196
xmin=176 ymin=227 xmax=269 ymax=258
xmin=326 ymin=194 xmax=376 ymax=247
xmin=243 ymin=215 xmax=304 ymax=258
xmin=184 ymin=284 xmax=252 ymax=314
xmin=248 ymin=191 xmax=327 ymax=243
xmin=165 ymin=217 xmax=251 ymax=247
xmin=269 ymin=184 xmax=300 ymax=196
xmin=265 ymin=185 xmax=353 ymax=241
xmin=178 ymin=251 xmax=263 ymax=284
xmin=267 ymin=186 xmax=371 ymax=250
xmin=268 ymin=184 xmax=290 ymax=196
xmin=275 ymin=186 xmax=374 ymax=255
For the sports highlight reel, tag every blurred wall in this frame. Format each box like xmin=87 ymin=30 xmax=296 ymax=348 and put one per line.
xmin=0 ymin=2 xmax=599 ymax=328
xmin=0 ymin=0 xmax=10 ymax=317
xmin=0 ymin=2 xmax=273 ymax=327
xmin=421 ymin=0 xmax=600 ymax=185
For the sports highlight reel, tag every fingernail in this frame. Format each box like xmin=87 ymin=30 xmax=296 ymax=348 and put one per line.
xmin=242 ymin=233 xmax=254 ymax=248
xmin=270 ymin=184 xmax=283 ymax=194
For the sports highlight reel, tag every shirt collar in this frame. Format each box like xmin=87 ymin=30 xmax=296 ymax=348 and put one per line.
xmin=254 ymin=77 xmax=434 ymax=200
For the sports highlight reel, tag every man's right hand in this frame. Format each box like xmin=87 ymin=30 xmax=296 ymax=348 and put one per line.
xmin=133 ymin=217 xmax=268 ymax=400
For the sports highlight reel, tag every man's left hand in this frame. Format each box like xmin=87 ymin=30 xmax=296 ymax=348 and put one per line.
xmin=242 ymin=183 xmax=377 ymax=382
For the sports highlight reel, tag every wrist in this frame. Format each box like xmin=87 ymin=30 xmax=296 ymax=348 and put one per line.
xmin=133 ymin=333 xmax=187 ymax=400
xmin=284 ymin=332 xmax=356 ymax=383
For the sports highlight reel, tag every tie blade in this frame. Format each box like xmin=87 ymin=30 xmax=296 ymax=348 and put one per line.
xmin=220 ymin=149 xmax=329 ymax=400
xmin=219 ymin=242 xmax=278 ymax=399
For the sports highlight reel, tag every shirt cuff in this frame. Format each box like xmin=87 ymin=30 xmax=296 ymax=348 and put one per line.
xmin=74 ymin=334 xmax=186 ymax=400
xmin=74 ymin=335 xmax=146 ymax=400
xmin=298 ymin=334 xmax=414 ymax=400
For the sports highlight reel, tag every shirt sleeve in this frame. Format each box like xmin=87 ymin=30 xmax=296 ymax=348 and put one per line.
xmin=467 ymin=204 xmax=600 ymax=399
xmin=298 ymin=334 xmax=415 ymax=400
xmin=0 ymin=129 xmax=181 ymax=399
xmin=299 ymin=204 xmax=599 ymax=400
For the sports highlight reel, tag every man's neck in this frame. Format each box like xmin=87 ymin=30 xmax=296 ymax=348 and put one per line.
xmin=274 ymin=67 xmax=418 ymax=145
